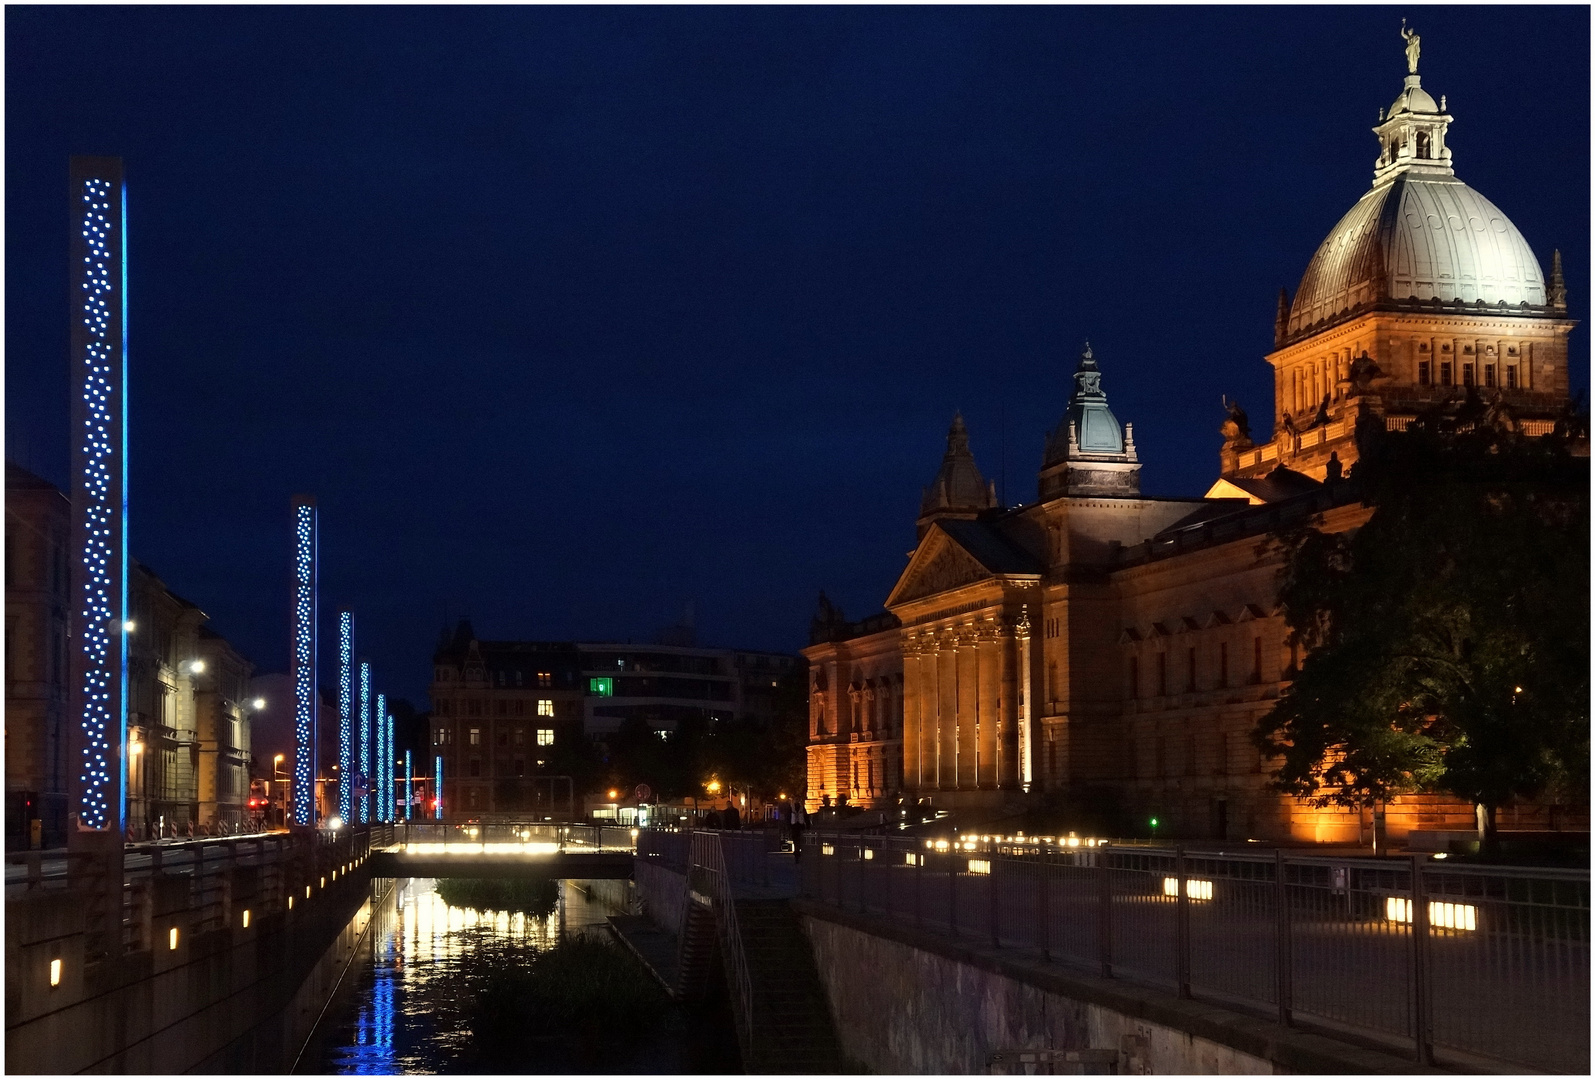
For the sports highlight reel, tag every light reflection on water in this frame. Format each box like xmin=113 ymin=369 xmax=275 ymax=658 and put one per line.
xmin=318 ymin=878 xmax=617 ymax=1075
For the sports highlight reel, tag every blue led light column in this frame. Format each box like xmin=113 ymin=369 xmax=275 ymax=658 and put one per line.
xmin=434 ymin=755 xmax=443 ymax=820
xmin=68 ymin=156 xmax=130 ymax=833
xmin=290 ymin=497 xmax=318 ymax=826
xmin=386 ymin=710 xmax=396 ymax=821
xmin=374 ymin=692 xmax=387 ymax=823
xmin=338 ymin=612 xmax=353 ymax=823
xmin=404 ymin=750 xmax=413 ymax=822
xmin=358 ymin=662 xmax=371 ymax=824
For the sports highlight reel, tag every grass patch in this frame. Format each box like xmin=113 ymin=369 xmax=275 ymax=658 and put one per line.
xmin=435 ymin=876 xmax=560 ymax=916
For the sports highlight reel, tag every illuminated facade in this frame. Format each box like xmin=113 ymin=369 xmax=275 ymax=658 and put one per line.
xmin=375 ymin=692 xmax=387 ymax=822
xmin=68 ymin=156 xmax=130 ymax=832
xmin=338 ymin=611 xmax=353 ymax=822
xmin=804 ymin=52 xmax=1585 ymax=842
xmin=290 ymin=497 xmax=318 ymax=826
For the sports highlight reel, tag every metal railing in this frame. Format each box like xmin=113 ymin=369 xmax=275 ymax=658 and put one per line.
xmin=391 ymin=820 xmax=638 ymax=851
xmin=7 ymin=824 xmax=393 ymax=961
xmin=689 ymin=831 xmax=755 ymax=1063
xmin=799 ymin=832 xmax=1589 ymax=1074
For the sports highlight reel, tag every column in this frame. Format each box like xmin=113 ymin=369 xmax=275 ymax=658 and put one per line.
xmin=935 ymin=639 xmax=956 ymax=790
xmin=955 ymin=634 xmax=979 ymax=791
xmin=901 ymin=645 xmax=922 ymax=791
xmin=976 ymin=626 xmax=1000 ymax=789
xmin=1017 ymin=606 xmax=1034 ymax=792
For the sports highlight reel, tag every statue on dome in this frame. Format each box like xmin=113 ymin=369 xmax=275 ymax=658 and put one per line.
xmin=1400 ymin=20 xmax=1420 ymax=75
xmin=1220 ymin=396 xmax=1251 ymax=444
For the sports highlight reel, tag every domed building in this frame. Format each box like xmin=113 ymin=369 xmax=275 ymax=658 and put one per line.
xmin=803 ymin=43 xmax=1583 ymax=845
xmin=1214 ymin=55 xmax=1575 ymax=488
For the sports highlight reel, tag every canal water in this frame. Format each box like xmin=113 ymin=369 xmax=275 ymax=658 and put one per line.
xmin=305 ymin=878 xmax=741 ymax=1074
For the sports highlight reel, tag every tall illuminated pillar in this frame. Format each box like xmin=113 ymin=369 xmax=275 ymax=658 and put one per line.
xmin=404 ymin=750 xmax=413 ymax=822
xmin=434 ymin=755 xmax=443 ymax=820
xmin=386 ymin=710 xmax=396 ymax=821
xmin=68 ymin=156 xmax=129 ymax=833
xmin=338 ymin=611 xmax=353 ymax=823
xmin=358 ymin=662 xmax=371 ymax=824
xmin=290 ymin=497 xmax=318 ymax=826
xmin=375 ymin=692 xmax=387 ymax=823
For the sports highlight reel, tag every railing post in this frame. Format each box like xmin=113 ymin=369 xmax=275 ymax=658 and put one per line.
xmin=949 ymin=854 xmax=959 ymax=938
xmin=1097 ymin=847 xmax=1113 ymax=978
xmin=1175 ymin=846 xmax=1191 ymax=998
xmin=989 ymin=853 xmax=1001 ymax=948
xmin=1411 ymin=854 xmax=1433 ymax=1065
xmin=915 ymin=846 xmax=924 ymax=928
xmin=1038 ymin=853 xmax=1050 ymax=962
xmin=1275 ymin=849 xmax=1293 ymax=1026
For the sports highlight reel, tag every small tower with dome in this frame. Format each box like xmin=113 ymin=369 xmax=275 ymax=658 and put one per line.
xmin=1039 ymin=343 xmax=1141 ymax=500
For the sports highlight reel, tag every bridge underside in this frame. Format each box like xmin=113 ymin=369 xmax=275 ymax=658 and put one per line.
xmin=366 ymin=852 xmax=634 ymax=879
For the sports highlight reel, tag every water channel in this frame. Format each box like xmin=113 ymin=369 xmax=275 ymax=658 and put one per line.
xmin=303 ymin=878 xmax=741 ymax=1074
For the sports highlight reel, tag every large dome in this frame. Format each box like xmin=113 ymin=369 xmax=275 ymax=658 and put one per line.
xmin=1285 ymin=173 xmax=1548 ymax=342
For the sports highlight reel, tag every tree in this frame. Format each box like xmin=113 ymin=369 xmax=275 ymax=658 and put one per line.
xmin=1255 ymin=397 xmax=1589 ymax=843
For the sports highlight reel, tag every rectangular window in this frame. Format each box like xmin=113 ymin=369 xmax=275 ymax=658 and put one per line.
xmin=536 ymin=729 xmax=554 ymax=746
xmin=589 ymin=677 xmax=613 ymax=697
xmin=515 ymin=727 xmax=525 ymax=745
xmin=495 ymin=699 xmax=507 ymax=717
xmin=1186 ymin=647 xmax=1196 ymax=692
xmin=1440 ymin=361 xmax=1453 ymax=386
xmin=1418 ymin=360 xmax=1431 ymax=386
xmin=468 ymin=728 xmax=480 ymax=746
xmin=1156 ymin=653 xmax=1167 ymax=696
xmin=537 ymin=699 xmax=554 ymax=717
xmin=1218 ymin=643 xmax=1229 ymax=688
xmin=469 ymin=759 xmax=481 ymax=777
xmin=1462 ymin=362 xmax=1475 ymax=386
xmin=538 ymin=671 xmax=552 ymax=688
xmin=1506 ymin=364 xmax=1518 ymax=389
xmin=1484 ymin=363 xmax=1496 ymax=388
xmin=1128 ymin=657 xmax=1139 ymax=700
xmin=497 ymin=731 xmax=508 ymax=747
xmin=515 ymin=759 xmax=525 ymax=776
xmin=1252 ymin=637 xmax=1263 ymax=682
xmin=513 ymin=699 xmax=525 ymax=717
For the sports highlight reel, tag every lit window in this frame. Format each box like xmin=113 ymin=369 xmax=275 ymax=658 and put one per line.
xmin=589 ymin=677 xmax=613 ymax=697
xmin=968 ymin=859 xmax=992 ymax=875
xmin=469 ymin=728 xmax=480 ymax=746
xmin=536 ymin=729 xmax=554 ymax=746
xmin=538 ymin=671 xmax=552 ymax=688
xmin=537 ymin=700 xmax=554 ymax=717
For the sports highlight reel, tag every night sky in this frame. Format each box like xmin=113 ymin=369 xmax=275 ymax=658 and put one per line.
xmin=7 ymin=7 xmax=1589 ymax=706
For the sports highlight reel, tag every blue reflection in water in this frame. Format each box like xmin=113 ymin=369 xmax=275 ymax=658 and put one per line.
xmin=318 ymin=879 xmax=612 ymax=1074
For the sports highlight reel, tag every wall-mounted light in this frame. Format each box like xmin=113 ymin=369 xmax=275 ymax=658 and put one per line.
xmin=122 ymin=620 xmax=136 ymax=634
xmin=49 ymin=959 xmax=62 ymax=987
xmin=242 ymin=909 xmax=250 ymax=928
xmin=186 ymin=659 xmax=205 ymax=675
xmin=168 ymin=927 xmax=179 ymax=950
xmin=250 ymin=697 xmax=266 ymax=710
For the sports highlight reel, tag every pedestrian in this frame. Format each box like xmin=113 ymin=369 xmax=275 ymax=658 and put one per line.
xmin=791 ymin=801 xmax=808 ymax=859
xmin=724 ymin=803 xmax=741 ymax=830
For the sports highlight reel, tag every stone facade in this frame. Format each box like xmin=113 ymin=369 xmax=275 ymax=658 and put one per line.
xmin=803 ymin=56 xmax=1583 ymax=842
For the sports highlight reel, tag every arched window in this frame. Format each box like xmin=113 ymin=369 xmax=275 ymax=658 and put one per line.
xmin=1416 ymin=132 xmax=1431 ymax=159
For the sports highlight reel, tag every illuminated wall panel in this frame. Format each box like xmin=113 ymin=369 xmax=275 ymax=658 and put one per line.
xmin=434 ymin=755 xmax=443 ymax=820
xmin=358 ymin=662 xmax=372 ymax=824
xmin=386 ymin=710 xmax=396 ymax=822
xmin=290 ymin=497 xmax=318 ymax=826
xmin=338 ymin=611 xmax=353 ymax=822
xmin=404 ymin=750 xmax=413 ymax=822
xmin=375 ymin=692 xmax=387 ymax=823
xmin=68 ymin=156 xmax=129 ymax=832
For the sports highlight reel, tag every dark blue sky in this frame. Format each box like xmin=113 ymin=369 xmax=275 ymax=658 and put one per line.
xmin=7 ymin=7 xmax=1588 ymax=706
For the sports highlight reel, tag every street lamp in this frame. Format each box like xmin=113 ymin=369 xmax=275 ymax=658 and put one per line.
xmin=251 ymin=697 xmax=266 ymax=711
xmin=273 ymin=754 xmax=286 ymax=781
xmin=186 ymin=659 xmax=205 ymax=675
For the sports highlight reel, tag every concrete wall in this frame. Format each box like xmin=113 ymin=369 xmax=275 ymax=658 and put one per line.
xmin=634 ymin=860 xmax=688 ymax=935
xmin=6 ymin=869 xmax=387 ymax=1073
xmin=797 ymin=903 xmax=1426 ymax=1075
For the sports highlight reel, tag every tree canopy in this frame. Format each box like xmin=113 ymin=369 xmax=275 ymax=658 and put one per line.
xmin=1255 ymin=398 xmax=1589 ymax=826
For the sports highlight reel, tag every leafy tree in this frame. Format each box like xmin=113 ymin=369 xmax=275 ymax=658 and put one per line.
xmin=1255 ymin=397 xmax=1589 ymax=841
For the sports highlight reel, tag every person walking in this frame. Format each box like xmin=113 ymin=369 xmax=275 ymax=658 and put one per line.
xmin=791 ymin=800 xmax=809 ymax=859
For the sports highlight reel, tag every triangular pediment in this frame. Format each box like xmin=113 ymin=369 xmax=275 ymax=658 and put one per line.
xmin=886 ymin=527 xmax=998 ymax=609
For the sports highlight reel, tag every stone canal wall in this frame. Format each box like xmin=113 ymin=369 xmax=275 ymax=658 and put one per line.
xmin=796 ymin=901 xmax=1427 ymax=1075
xmin=6 ymin=867 xmax=389 ymax=1073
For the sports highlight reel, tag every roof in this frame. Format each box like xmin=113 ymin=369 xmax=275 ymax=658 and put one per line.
xmin=1203 ymin=466 xmax=1322 ymax=505
xmin=935 ymin=518 xmax=1046 ymax=575
xmin=5 ymin=461 xmax=64 ymax=494
xmin=919 ymin=413 xmax=995 ymax=518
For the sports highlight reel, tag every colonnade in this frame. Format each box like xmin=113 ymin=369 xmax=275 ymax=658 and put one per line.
xmin=901 ymin=613 xmax=1031 ymax=793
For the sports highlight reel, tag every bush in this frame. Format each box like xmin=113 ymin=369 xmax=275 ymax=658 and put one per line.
xmin=434 ymin=876 xmax=559 ymax=916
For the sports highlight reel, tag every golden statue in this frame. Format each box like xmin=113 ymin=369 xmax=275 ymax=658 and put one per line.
xmin=1400 ymin=20 xmax=1420 ymax=75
